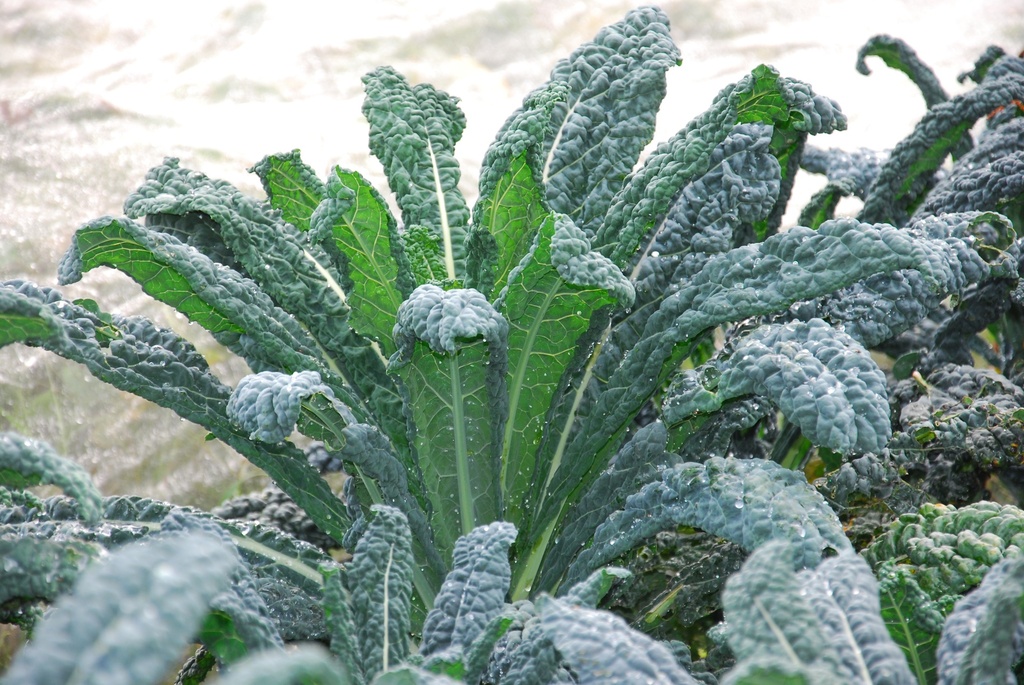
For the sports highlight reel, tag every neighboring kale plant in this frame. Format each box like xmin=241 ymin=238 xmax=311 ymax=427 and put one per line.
xmin=4 ymin=6 xmax=1024 ymax=684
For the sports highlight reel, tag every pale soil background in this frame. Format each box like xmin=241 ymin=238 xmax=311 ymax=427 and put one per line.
xmin=1 ymin=0 xmax=1022 ymax=507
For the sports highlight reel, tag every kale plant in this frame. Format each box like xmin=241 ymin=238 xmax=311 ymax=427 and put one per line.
xmin=3 ymin=7 xmax=1024 ymax=684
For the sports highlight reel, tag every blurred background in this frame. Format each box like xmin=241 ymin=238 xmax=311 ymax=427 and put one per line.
xmin=1 ymin=0 xmax=1022 ymax=508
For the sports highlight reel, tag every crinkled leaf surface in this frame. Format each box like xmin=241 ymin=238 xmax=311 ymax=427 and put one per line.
xmin=228 ymin=370 xmax=353 ymax=444
xmin=539 ymin=596 xmax=700 ymax=685
xmin=1 ymin=532 xmax=237 ymax=685
xmin=249 ymin=149 xmax=327 ymax=232
xmin=420 ymin=521 xmax=517 ymax=657
xmin=723 ymin=540 xmax=915 ymax=685
xmin=0 ymin=536 xmax=97 ymax=607
xmin=595 ymin=64 xmax=845 ymax=265
xmin=534 ymin=215 xmax=1006 ymax=553
xmin=663 ymin=318 xmax=891 ymax=454
xmin=57 ymin=215 xmax=324 ymax=375
xmin=859 ymin=73 xmax=1024 ymax=224
xmin=535 ymin=6 xmax=680 ymax=236
xmin=0 ymin=432 xmax=102 ymax=524
xmin=120 ymin=159 xmax=408 ymax=453
xmin=935 ymin=555 xmax=1024 ymax=685
xmin=856 ymin=34 xmax=950 ymax=109
xmin=468 ymin=82 xmax=566 ymax=297
xmin=309 ymin=166 xmax=412 ymax=356
xmin=362 ymin=67 xmax=468 ymax=279
xmin=0 ymin=281 xmax=352 ymax=543
xmin=538 ymin=421 xmax=674 ymax=593
xmin=122 ymin=158 xmax=352 ymax=358
xmin=341 ymin=505 xmax=416 ymax=682
xmin=564 ymin=456 xmax=850 ymax=588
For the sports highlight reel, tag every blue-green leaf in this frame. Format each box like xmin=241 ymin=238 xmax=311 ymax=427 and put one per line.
xmin=1 ymin=532 xmax=238 ymax=685
xmin=420 ymin=521 xmax=517 ymax=657
xmin=935 ymin=555 xmax=1024 ymax=685
xmin=538 ymin=596 xmax=701 ymax=685
xmin=309 ymin=166 xmax=413 ymax=357
xmin=0 ymin=432 xmax=102 ymax=524
xmin=723 ymin=540 xmax=916 ymax=685
xmin=343 ymin=506 xmax=416 ymax=682
xmin=564 ymin=457 xmax=850 ymax=587
xmin=362 ymin=67 xmax=469 ymax=280
xmin=663 ymin=319 xmax=891 ymax=455
xmin=498 ymin=213 xmax=633 ymax=530
xmin=249 ymin=149 xmax=327 ymax=232
xmin=214 ymin=644 xmax=351 ymax=685
xmin=534 ymin=6 xmax=680 ymax=236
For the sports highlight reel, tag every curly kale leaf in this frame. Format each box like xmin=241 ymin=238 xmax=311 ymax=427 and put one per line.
xmin=527 ymin=6 xmax=679 ymax=237
xmin=563 ymin=456 xmax=849 ymax=589
xmin=57 ymin=215 xmax=325 ymax=376
xmin=122 ymin=158 xmax=351 ymax=356
xmin=596 ymin=64 xmax=845 ymax=266
xmin=1 ymin=493 xmax=336 ymax=645
xmin=323 ymin=506 xmax=415 ymax=683
xmin=467 ymin=83 xmax=566 ymax=299
xmin=143 ymin=211 xmax=243 ymax=272
xmin=213 ymin=484 xmax=338 ymax=552
xmin=1 ymin=531 xmax=238 ymax=685
xmin=722 ymin=540 xmax=916 ymax=685
xmin=539 ymin=595 xmax=701 ymax=685
xmin=800 ymin=146 xmax=887 ymax=200
xmin=536 ymin=216 xmax=979 ymax=549
xmin=915 ymin=117 xmax=1024 ymax=230
xmin=121 ymin=159 xmax=411 ymax=456
xmin=0 ymin=537 xmax=98 ymax=616
xmin=798 ymin=177 xmax=861 ymax=229
xmin=935 ymin=554 xmax=1024 ymax=685
xmin=160 ymin=511 xmax=285 ymax=665
xmin=497 ymin=213 xmax=634 ymax=530
xmin=537 ymin=421 xmax=676 ymax=593
xmin=362 ymin=66 xmax=468 ymax=279
xmin=856 ymin=35 xmax=950 ymax=109
xmin=859 ymin=73 xmax=1024 ymax=225
xmin=0 ymin=432 xmax=102 ymax=524
xmin=420 ymin=521 xmax=517 ymax=658
xmin=958 ymin=46 xmax=1008 ymax=85
xmin=248 ymin=149 xmax=326 ymax=233
xmin=0 ymin=280 xmax=352 ymax=544
xmin=327 ymin=423 xmax=443 ymax=588
xmin=228 ymin=370 xmax=355 ymax=444
xmin=858 ymin=499 xmax=1024 ymax=684
xmin=789 ymin=211 xmax=1011 ymax=350
xmin=588 ymin=122 xmax=782 ymax=411
xmin=863 ymin=501 xmax=1024 ymax=600
xmin=309 ymin=165 xmax=414 ymax=357
xmin=662 ymin=318 xmax=890 ymax=455
xmin=890 ymin=364 xmax=1024 ymax=502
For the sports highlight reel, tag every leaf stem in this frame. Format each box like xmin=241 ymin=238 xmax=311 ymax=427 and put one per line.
xmin=451 ymin=354 xmax=476 ymax=537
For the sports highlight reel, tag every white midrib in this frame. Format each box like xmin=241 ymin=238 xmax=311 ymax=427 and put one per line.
xmin=501 ymin=285 xmax=558 ymax=495
xmin=754 ymin=596 xmax=802 ymax=666
xmin=542 ymin=101 xmax=579 ymax=186
xmin=382 ymin=543 xmax=394 ymax=673
xmin=427 ymin=138 xmax=457 ymax=280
